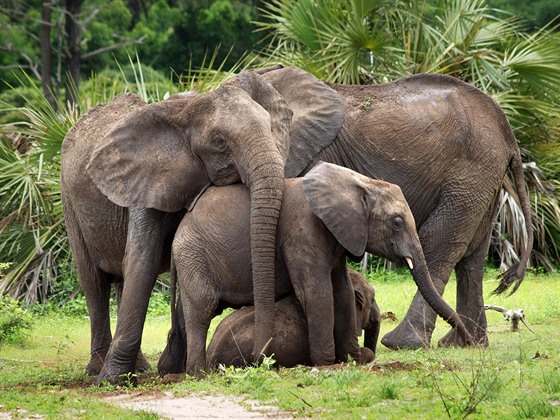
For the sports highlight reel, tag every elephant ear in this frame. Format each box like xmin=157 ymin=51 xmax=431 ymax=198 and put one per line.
xmin=87 ymin=100 xmax=199 ymax=212
xmin=236 ymin=70 xmax=293 ymax=164
xmin=261 ymin=67 xmax=346 ymax=178
xmin=302 ymin=162 xmax=368 ymax=257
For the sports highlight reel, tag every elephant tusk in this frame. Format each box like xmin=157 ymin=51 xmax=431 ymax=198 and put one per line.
xmin=405 ymin=258 xmax=414 ymax=270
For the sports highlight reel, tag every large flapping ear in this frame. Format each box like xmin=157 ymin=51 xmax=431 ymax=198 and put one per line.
xmin=87 ymin=98 xmax=201 ymax=212
xmin=236 ymin=70 xmax=293 ymax=164
xmin=302 ymin=162 xmax=368 ymax=257
xmin=262 ymin=67 xmax=346 ymax=178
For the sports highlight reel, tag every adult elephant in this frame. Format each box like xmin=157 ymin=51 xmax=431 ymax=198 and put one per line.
xmin=259 ymin=65 xmax=533 ymax=349
xmin=159 ymin=65 xmax=532 ymax=364
xmin=60 ymin=70 xmax=309 ymax=384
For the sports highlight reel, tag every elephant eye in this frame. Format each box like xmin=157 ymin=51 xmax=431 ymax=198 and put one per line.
xmin=392 ymin=216 xmax=404 ymax=231
xmin=211 ymin=135 xmax=227 ymax=152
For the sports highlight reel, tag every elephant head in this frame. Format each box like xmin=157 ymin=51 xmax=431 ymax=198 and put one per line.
xmin=348 ymin=269 xmax=381 ymax=356
xmin=86 ymin=71 xmax=293 ymax=360
xmin=302 ymin=162 xmax=474 ymax=346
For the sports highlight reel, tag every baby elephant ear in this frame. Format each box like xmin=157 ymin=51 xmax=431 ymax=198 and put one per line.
xmin=87 ymin=100 xmax=199 ymax=212
xmin=302 ymin=162 xmax=368 ymax=257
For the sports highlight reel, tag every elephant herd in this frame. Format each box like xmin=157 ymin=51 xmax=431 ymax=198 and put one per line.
xmin=60 ymin=65 xmax=533 ymax=384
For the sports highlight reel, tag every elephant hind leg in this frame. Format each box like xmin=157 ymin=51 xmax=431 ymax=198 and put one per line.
xmin=63 ymin=199 xmax=113 ymax=375
xmin=439 ymin=200 xmax=498 ymax=347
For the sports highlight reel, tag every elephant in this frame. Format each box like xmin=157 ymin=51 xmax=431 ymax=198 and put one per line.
xmin=159 ymin=162 xmax=473 ymax=377
xmin=170 ymin=65 xmax=531 ymax=351
xmin=60 ymin=70 xmax=296 ymax=383
xmin=206 ymin=269 xmax=381 ymax=369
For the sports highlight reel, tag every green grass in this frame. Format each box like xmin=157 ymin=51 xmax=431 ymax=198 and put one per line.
xmin=0 ymin=270 xmax=559 ymax=419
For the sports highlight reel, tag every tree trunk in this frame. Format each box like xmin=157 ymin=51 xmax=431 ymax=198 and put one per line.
xmin=65 ymin=0 xmax=83 ymax=105
xmin=40 ymin=0 xmax=57 ymax=110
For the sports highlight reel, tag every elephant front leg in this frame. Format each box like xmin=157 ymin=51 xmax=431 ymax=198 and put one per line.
xmin=114 ymin=281 xmax=151 ymax=372
xmin=292 ymin=268 xmax=336 ymax=366
xmin=97 ymin=208 xmax=165 ymax=385
xmin=332 ymin=264 xmax=361 ymax=363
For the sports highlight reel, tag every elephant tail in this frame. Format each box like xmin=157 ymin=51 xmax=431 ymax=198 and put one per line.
xmin=492 ymin=150 xmax=534 ymax=296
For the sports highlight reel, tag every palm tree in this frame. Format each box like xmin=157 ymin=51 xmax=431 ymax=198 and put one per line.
xmin=257 ymin=0 xmax=560 ymax=270
xmin=0 ymin=51 xmax=261 ymax=302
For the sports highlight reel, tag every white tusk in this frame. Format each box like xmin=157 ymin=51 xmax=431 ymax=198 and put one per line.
xmin=405 ymin=258 xmax=414 ymax=270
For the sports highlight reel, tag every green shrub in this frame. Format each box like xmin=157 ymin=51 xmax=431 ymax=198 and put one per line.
xmin=0 ymin=295 xmax=33 ymax=344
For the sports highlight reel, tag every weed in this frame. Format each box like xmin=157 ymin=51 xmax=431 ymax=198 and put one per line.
xmin=423 ymin=348 xmax=503 ymax=418
xmin=539 ymin=368 xmax=560 ymax=395
xmin=513 ymin=395 xmax=557 ymax=418
xmin=377 ymin=376 xmax=399 ymax=400
xmin=0 ymin=295 xmax=33 ymax=344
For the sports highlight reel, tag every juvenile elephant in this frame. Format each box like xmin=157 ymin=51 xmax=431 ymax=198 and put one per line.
xmin=163 ymin=162 xmax=472 ymax=376
xmin=206 ymin=269 xmax=381 ymax=369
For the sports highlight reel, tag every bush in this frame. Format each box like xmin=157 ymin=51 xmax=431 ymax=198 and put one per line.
xmin=0 ymin=295 xmax=33 ymax=344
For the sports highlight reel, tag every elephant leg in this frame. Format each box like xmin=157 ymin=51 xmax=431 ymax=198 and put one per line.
xmin=382 ymin=191 xmax=476 ymax=350
xmin=83 ymin=269 xmax=113 ymax=375
xmin=439 ymin=200 xmax=498 ymax=347
xmin=114 ymin=281 xmax=151 ymax=372
xmin=63 ymin=201 xmax=113 ymax=375
xmin=332 ymin=264 xmax=361 ymax=363
xmin=98 ymin=208 xmax=165 ymax=384
xmin=184 ymin=284 xmax=218 ymax=378
xmin=290 ymin=266 xmax=336 ymax=366
xmin=157 ymin=288 xmax=187 ymax=375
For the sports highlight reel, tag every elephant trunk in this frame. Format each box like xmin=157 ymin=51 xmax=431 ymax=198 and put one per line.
xmin=410 ymin=252 xmax=474 ymax=346
xmin=246 ymin=147 xmax=286 ymax=360
xmin=364 ymin=301 xmax=381 ymax=355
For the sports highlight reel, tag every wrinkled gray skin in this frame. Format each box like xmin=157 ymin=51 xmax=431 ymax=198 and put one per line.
xmin=60 ymin=71 xmax=293 ymax=384
xmin=159 ymin=162 xmax=473 ymax=377
xmin=206 ymin=269 xmax=381 ymax=369
xmin=161 ymin=66 xmax=532 ymax=365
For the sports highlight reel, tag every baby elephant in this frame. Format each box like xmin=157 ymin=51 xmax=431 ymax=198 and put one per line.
xmin=160 ymin=162 xmax=472 ymax=377
xmin=206 ymin=269 xmax=381 ymax=368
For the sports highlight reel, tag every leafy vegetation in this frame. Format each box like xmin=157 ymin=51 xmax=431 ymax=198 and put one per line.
xmin=0 ymin=294 xmax=33 ymax=344
xmin=0 ymin=271 xmax=558 ymax=418
xmin=257 ymin=0 xmax=560 ymax=271
xmin=0 ymin=0 xmax=559 ymax=302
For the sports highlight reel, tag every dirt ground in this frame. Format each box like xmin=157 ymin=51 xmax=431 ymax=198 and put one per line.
xmin=105 ymin=391 xmax=294 ymax=419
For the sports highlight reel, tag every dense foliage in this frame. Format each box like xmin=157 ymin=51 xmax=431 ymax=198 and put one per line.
xmin=0 ymin=0 xmax=559 ymax=302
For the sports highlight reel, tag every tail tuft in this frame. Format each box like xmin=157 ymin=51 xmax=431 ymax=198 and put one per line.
xmin=491 ymin=263 xmax=525 ymax=296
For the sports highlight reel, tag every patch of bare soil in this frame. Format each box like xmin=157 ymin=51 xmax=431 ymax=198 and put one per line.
xmin=104 ymin=391 xmax=294 ymax=419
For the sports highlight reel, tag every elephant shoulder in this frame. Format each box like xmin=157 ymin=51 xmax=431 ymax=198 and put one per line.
xmin=261 ymin=67 xmax=346 ymax=178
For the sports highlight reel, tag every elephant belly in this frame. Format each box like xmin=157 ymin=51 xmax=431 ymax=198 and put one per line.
xmin=78 ymin=203 xmax=128 ymax=275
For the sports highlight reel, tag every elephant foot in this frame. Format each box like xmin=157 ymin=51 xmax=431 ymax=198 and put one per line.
xmin=97 ymin=358 xmax=137 ymax=386
xmin=381 ymin=323 xmax=431 ymax=350
xmin=157 ymin=335 xmax=187 ymax=376
xmin=438 ymin=328 xmax=488 ymax=348
xmin=136 ymin=351 xmax=151 ymax=373
xmin=358 ymin=347 xmax=375 ymax=364
xmin=162 ymin=373 xmax=186 ymax=384
xmin=85 ymin=352 xmax=106 ymax=376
